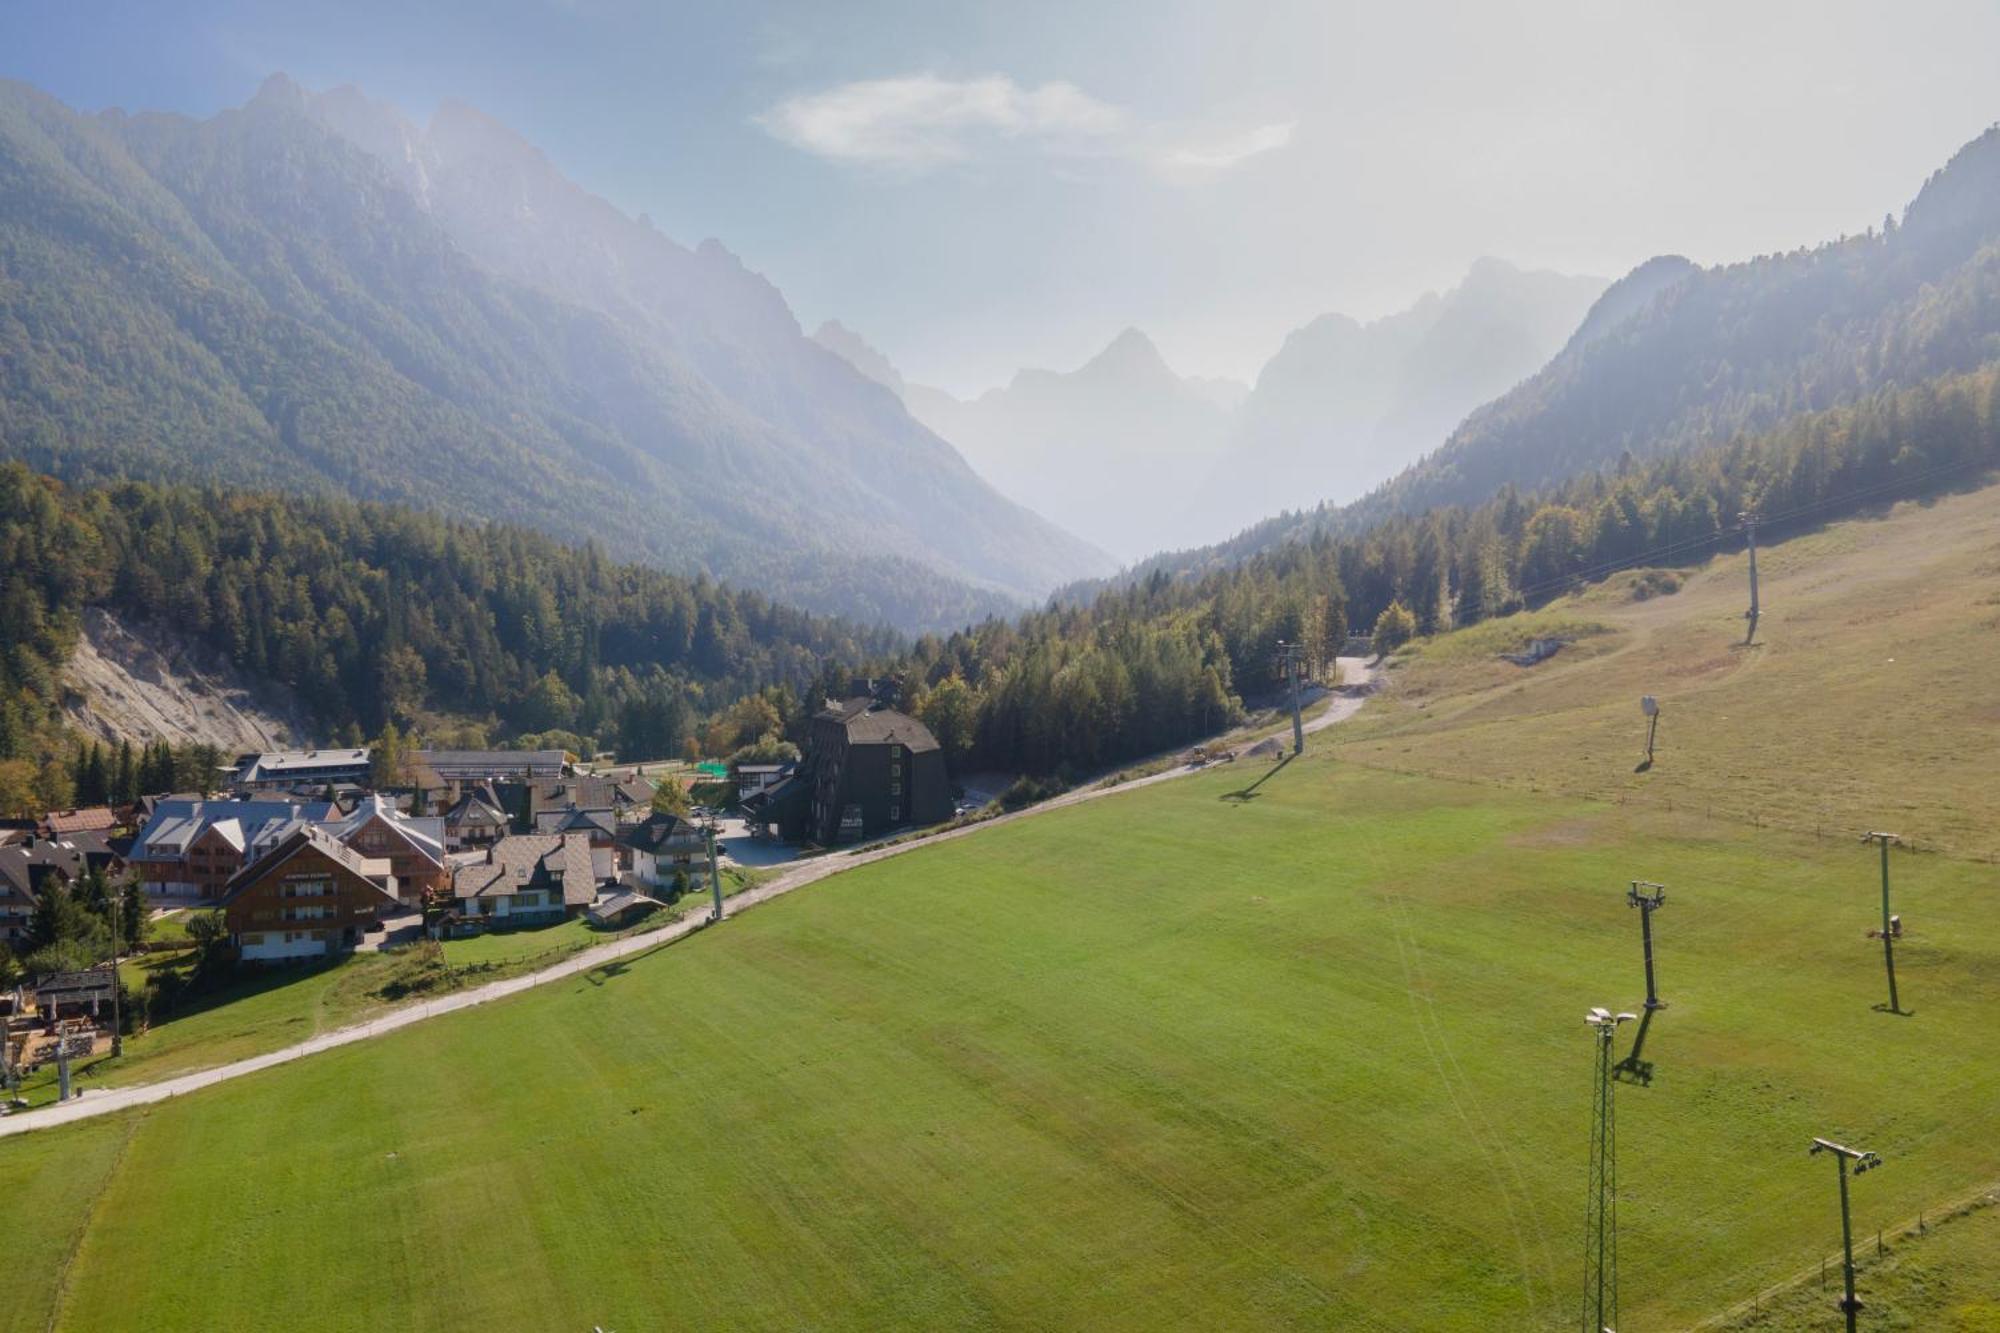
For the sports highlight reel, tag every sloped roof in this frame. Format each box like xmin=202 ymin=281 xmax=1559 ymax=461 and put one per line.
xmin=825 ymin=703 xmax=941 ymax=753
xmin=616 ymin=811 xmax=702 ymax=855
xmin=445 ymin=789 xmax=510 ymax=827
xmin=586 ymin=889 xmax=665 ymax=925
xmin=452 ymin=832 xmax=597 ymax=907
xmin=0 ymin=840 xmax=86 ymax=901
xmin=132 ymin=800 xmax=336 ymax=862
xmin=534 ymin=807 xmax=617 ymax=838
xmin=326 ymin=795 xmax=446 ymax=865
xmin=218 ymin=824 xmax=398 ymax=905
xmin=42 ymin=807 xmax=116 ymax=835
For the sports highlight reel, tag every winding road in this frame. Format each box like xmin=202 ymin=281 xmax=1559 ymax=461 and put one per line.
xmin=1 ymin=658 xmax=1381 ymax=1138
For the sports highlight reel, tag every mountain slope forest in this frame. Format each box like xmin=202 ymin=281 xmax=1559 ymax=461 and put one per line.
xmin=0 ymin=76 xmax=1111 ymax=633
xmin=1125 ymin=121 xmax=2000 ymax=580
xmin=5 ymin=352 xmax=1996 ymax=813
xmin=0 ymin=465 xmax=899 ymax=789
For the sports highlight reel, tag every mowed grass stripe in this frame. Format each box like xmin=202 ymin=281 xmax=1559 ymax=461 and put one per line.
xmin=2 ymin=758 xmax=1995 ymax=1330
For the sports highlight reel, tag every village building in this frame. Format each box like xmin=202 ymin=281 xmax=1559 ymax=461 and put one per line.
xmin=38 ymin=807 xmax=119 ymax=838
xmin=615 ymin=811 xmax=711 ymax=891
xmin=778 ymin=697 xmax=951 ymax=844
xmin=34 ymin=968 xmax=119 ymax=1023
xmin=445 ymin=832 xmax=598 ymax=933
xmin=219 ymin=825 xmax=401 ymax=962
xmin=417 ymin=749 xmax=567 ymax=784
xmin=734 ymin=763 xmax=794 ymax=799
xmin=130 ymin=799 xmax=336 ymax=898
xmin=324 ymin=794 xmax=447 ymax=905
xmin=234 ymin=748 xmax=372 ymax=791
xmin=586 ymin=889 xmax=665 ymax=930
xmin=442 ymin=787 xmax=511 ymax=851
xmin=533 ymin=807 xmax=619 ymax=880
xmin=0 ymin=837 xmax=88 ymax=944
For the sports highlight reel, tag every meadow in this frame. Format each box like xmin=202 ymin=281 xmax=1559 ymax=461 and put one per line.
xmin=1340 ymin=485 xmax=2000 ymax=860
xmin=3 ymin=750 xmax=1995 ymax=1330
xmin=5 ymin=488 xmax=1997 ymax=1330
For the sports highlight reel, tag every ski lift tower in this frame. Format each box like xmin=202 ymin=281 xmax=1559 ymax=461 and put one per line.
xmin=1810 ymin=1137 xmax=1883 ymax=1333
xmin=1583 ymin=1007 xmax=1636 ymax=1333
xmin=1739 ymin=511 xmax=1761 ymax=645
xmin=1275 ymin=640 xmax=1307 ymax=757
xmin=1861 ymin=832 xmax=1905 ymax=1013
xmin=1627 ymin=882 xmax=1668 ymax=1012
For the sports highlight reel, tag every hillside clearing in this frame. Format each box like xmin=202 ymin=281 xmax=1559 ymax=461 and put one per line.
xmin=1341 ymin=482 xmax=2000 ymax=860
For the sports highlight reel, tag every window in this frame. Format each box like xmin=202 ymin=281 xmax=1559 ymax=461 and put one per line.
xmin=889 ymin=806 xmax=900 ymax=821
xmin=890 ymin=781 xmax=902 ymax=796
xmin=516 ymin=891 xmax=540 ymax=908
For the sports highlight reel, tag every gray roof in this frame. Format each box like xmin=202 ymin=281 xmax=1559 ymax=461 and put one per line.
xmin=818 ymin=701 xmax=941 ymax=753
xmin=534 ymin=807 xmax=617 ymax=838
xmin=452 ymin=832 xmax=598 ymax=908
xmin=0 ymin=840 xmax=86 ymax=901
xmin=616 ymin=811 xmax=703 ymax=855
xmin=238 ymin=748 xmax=370 ymax=781
xmin=132 ymin=799 xmax=336 ymax=864
xmin=419 ymin=749 xmax=566 ymax=779
xmin=586 ymin=889 xmax=666 ymax=924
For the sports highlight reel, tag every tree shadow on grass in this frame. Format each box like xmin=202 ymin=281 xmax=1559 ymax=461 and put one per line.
xmin=1220 ymin=754 xmax=1294 ymax=802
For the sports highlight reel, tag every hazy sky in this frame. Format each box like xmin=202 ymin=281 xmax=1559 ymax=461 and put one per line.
xmin=4 ymin=0 xmax=1997 ymax=393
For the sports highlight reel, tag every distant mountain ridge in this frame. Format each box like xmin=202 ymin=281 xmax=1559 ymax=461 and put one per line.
xmin=815 ymin=259 xmax=1601 ymax=562
xmin=1197 ymin=258 xmax=1607 ymax=539
xmin=1107 ymin=121 xmax=2000 ymax=585
xmin=0 ymin=75 xmax=1114 ymax=632
xmin=818 ymin=322 xmax=1241 ymax=562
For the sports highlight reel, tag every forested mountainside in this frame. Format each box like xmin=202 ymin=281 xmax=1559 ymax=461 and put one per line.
xmin=890 ymin=364 xmax=2000 ymax=778
xmin=1119 ymin=122 xmax=2000 ymax=581
xmin=0 ymin=464 xmax=899 ymax=774
xmin=5 ymin=357 xmax=1995 ymax=800
xmin=0 ymin=76 xmax=1111 ymax=632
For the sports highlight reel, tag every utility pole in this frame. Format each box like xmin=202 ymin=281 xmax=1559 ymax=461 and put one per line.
xmin=1627 ymin=882 xmax=1668 ymax=1012
xmin=1275 ymin=641 xmax=1306 ymax=756
xmin=702 ymin=816 xmax=725 ymax=924
xmin=1810 ymin=1137 xmax=1883 ymax=1333
xmin=1739 ymin=511 xmax=1760 ymax=645
xmin=1861 ymin=832 xmax=1904 ymax=1013
xmin=1583 ymin=1007 xmax=1635 ymax=1333
xmin=108 ymin=953 xmax=122 ymax=1059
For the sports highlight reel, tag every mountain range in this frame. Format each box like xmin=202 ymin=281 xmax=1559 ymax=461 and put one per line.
xmin=0 ymin=75 xmax=1114 ymax=632
xmin=1114 ymin=121 xmax=2000 ymax=582
xmin=817 ymin=259 xmax=1605 ymax=561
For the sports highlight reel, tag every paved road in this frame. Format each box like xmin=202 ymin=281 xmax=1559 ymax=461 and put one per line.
xmin=1 ymin=659 xmax=1380 ymax=1138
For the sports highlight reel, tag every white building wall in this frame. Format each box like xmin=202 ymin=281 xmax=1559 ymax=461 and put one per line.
xmin=240 ymin=930 xmax=330 ymax=961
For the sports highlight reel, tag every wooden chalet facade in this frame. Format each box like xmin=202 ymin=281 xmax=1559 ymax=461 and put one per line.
xmin=220 ymin=826 xmax=400 ymax=962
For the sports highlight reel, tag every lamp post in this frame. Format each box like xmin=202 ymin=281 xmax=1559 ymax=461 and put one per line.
xmin=1810 ymin=1137 xmax=1882 ymax=1333
xmin=1583 ymin=1007 xmax=1637 ymax=1333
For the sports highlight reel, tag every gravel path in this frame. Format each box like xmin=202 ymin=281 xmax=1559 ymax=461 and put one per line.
xmin=1 ymin=659 xmax=1381 ymax=1138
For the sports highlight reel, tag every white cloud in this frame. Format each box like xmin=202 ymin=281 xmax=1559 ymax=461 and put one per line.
xmin=758 ymin=74 xmax=1288 ymax=182
xmin=757 ymin=74 xmax=1126 ymax=168
xmin=1157 ymin=121 xmax=1296 ymax=173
